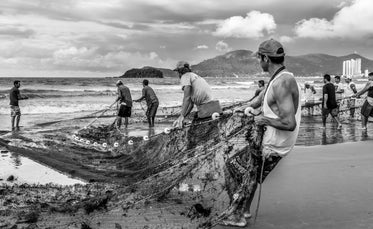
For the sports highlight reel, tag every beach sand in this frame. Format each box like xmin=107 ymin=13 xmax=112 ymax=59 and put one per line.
xmin=1 ymin=138 xmax=372 ymax=228
xmin=223 ymin=141 xmax=373 ymax=229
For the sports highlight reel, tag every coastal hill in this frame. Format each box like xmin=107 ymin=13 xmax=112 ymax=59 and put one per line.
xmin=119 ymin=51 xmax=373 ymax=78
xmin=192 ymin=51 xmax=373 ymax=77
xmin=120 ymin=66 xmax=178 ymax=78
xmin=121 ymin=66 xmax=163 ymax=78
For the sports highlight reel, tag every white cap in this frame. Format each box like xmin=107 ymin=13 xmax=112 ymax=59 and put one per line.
xmin=116 ymin=80 xmax=123 ymax=85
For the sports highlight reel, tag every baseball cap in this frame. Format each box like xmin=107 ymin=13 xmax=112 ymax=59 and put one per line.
xmin=116 ymin=80 xmax=123 ymax=85
xmin=256 ymin=39 xmax=285 ymax=57
xmin=173 ymin=61 xmax=190 ymax=71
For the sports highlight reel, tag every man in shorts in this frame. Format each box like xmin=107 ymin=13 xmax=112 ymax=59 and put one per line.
xmin=115 ymin=80 xmax=132 ymax=129
xmin=9 ymin=80 xmax=28 ymax=131
xmin=134 ymin=79 xmax=159 ymax=127
xmin=343 ymin=76 xmax=357 ymax=118
xmin=322 ymin=74 xmax=342 ymax=129
xmin=354 ymin=72 xmax=373 ymax=130
xmin=304 ymin=82 xmax=317 ymax=115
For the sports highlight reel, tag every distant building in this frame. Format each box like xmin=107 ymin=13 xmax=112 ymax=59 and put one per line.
xmin=343 ymin=58 xmax=361 ymax=78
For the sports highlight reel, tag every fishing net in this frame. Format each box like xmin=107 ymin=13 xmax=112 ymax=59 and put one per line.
xmin=76 ymin=107 xmax=264 ymax=227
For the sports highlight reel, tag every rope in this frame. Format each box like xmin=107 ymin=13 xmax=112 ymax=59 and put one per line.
xmin=253 ymin=155 xmax=265 ymax=224
xmin=80 ymin=101 xmax=117 ymax=130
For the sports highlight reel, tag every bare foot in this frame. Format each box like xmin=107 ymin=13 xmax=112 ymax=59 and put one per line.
xmin=219 ymin=214 xmax=247 ymax=227
xmin=243 ymin=211 xmax=252 ymax=219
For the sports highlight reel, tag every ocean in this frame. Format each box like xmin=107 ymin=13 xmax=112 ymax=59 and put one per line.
xmin=0 ymin=77 xmax=265 ymax=130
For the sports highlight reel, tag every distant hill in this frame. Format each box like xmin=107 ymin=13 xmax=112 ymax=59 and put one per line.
xmin=192 ymin=51 xmax=373 ymax=77
xmin=120 ymin=67 xmax=179 ymax=78
xmin=121 ymin=67 xmax=163 ymax=78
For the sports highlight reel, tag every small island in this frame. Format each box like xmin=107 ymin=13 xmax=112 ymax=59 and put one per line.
xmin=120 ymin=66 xmax=163 ymax=78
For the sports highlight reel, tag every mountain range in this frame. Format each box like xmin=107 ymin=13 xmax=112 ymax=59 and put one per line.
xmin=121 ymin=50 xmax=373 ymax=78
xmin=191 ymin=50 xmax=373 ymax=77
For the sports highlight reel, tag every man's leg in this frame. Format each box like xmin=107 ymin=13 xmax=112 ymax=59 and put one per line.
xmin=150 ymin=103 xmax=158 ymax=127
xmin=331 ymin=108 xmax=342 ymax=129
xmin=151 ymin=116 xmax=155 ymax=127
xmin=146 ymin=106 xmax=152 ymax=127
xmin=11 ymin=116 xmax=15 ymax=130
xmin=116 ymin=117 xmax=122 ymax=129
xmin=16 ymin=115 xmax=21 ymax=129
xmin=322 ymin=110 xmax=328 ymax=128
xmin=362 ymin=115 xmax=368 ymax=129
xmin=242 ymin=182 xmax=258 ymax=217
xmin=331 ymin=115 xmax=342 ymax=129
xmin=124 ymin=117 xmax=128 ymax=128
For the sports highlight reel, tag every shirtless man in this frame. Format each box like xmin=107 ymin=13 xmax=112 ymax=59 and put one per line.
xmin=222 ymin=39 xmax=301 ymax=227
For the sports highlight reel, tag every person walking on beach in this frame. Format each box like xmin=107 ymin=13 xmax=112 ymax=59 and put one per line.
xmin=134 ymin=79 xmax=159 ymax=127
xmin=304 ymin=82 xmax=317 ymax=115
xmin=222 ymin=39 xmax=301 ymax=227
xmin=114 ymin=80 xmax=132 ymax=129
xmin=343 ymin=76 xmax=357 ymax=118
xmin=334 ymin=75 xmax=344 ymax=103
xmin=173 ymin=61 xmax=219 ymax=128
xmin=354 ymin=72 xmax=373 ymax=130
xmin=9 ymin=80 xmax=28 ymax=131
xmin=248 ymin=80 xmax=265 ymax=102
xmin=322 ymin=74 xmax=342 ymax=129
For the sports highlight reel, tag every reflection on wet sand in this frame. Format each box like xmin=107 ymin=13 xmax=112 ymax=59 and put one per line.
xmin=297 ymin=116 xmax=373 ymax=146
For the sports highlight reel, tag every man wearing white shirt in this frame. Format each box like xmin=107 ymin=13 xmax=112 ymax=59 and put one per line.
xmin=344 ymin=76 xmax=357 ymax=118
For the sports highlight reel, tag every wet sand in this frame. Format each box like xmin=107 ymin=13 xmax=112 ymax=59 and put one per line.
xmin=218 ymin=141 xmax=373 ymax=229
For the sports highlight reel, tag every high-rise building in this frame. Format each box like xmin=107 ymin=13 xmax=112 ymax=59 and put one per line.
xmin=343 ymin=58 xmax=362 ymax=77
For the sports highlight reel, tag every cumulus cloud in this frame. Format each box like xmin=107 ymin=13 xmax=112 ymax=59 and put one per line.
xmin=295 ymin=0 xmax=373 ymax=39
xmin=195 ymin=45 xmax=208 ymax=49
xmin=213 ymin=11 xmax=276 ymax=38
xmin=215 ymin=41 xmax=231 ymax=52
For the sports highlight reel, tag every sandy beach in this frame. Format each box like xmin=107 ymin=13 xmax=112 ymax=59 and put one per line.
xmin=1 ymin=128 xmax=373 ymax=228
xmin=231 ymin=141 xmax=373 ymax=229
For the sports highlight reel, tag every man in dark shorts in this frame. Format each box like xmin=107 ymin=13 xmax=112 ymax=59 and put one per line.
xmin=115 ymin=80 xmax=132 ymax=129
xmin=134 ymin=79 xmax=159 ymax=127
xmin=9 ymin=80 xmax=28 ymax=131
xmin=354 ymin=72 xmax=373 ymax=130
xmin=322 ymin=74 xmax=342 ymax=129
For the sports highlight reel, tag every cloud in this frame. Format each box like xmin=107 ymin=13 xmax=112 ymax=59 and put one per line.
xmin=0 ymin=27 xmax=34 ymax=38
xmin=215 ymin=41 xmax=231 ymax=52
xmin=195 ymin=45 xmax=208 ymax=49
xmin=294 ymin=0 xmax=373 ymax=39
xmin=213 ymin=11 xmax=276 ymax=38
xmin=279 ymin=35 xmax=294 ymax=43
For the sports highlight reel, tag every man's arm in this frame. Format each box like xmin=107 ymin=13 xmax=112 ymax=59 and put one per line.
xmin=355 ymin=82 xmax=371 ymax=97
xmin=350 ymin=83 xmax=357 ymax=94
xmin=311 ymin=86 xmax=316 ymax=94
xmin=135 ymin=88 xmax=146 ymax=102
xmin=115 ymin=88 xmax=123 ymax=102
xmin=323 ymin=94 xmax=328 ymax=108
xmin=255 ymin=78 xmax=297 ymax=131
xmin=181 ymin=85 xmax=194 ymax=117
xmin=247 ymin=89 xmax=265 ymax=109
xmin=17 ymin=90 xmax=28 ymax=100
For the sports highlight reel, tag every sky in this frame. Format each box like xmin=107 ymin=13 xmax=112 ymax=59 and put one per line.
xmin=0 ymin=0 xmax=372 ymax=77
